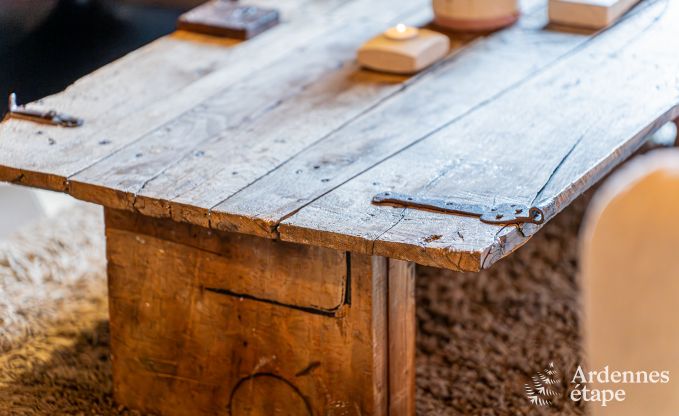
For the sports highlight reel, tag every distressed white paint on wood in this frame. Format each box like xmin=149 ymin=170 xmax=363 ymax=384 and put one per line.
xmin=549 ymin=0 xmax=640 ymax=29
xmin=581 ymin=149 xmax=679 ymax=416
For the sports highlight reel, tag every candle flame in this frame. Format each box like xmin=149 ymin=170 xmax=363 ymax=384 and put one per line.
xmin=396 ymin=23 xmax=407 ymax=33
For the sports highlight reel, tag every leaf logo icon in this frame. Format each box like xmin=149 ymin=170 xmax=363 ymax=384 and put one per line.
xmin=525 ymin=362 xmax=561 ymax=406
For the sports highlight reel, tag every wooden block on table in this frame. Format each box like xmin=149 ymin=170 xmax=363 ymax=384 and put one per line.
xmin=357 ymin=29 xmax=450 ymax=75
xmin=549 ymin=0 xmax=640 ymax=29
xmin=177 ymin=0 xmax=279 ymax=40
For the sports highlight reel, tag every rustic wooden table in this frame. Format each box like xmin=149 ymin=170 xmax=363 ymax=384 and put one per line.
xmin=1 ymin=0 xmax=678 ymax=414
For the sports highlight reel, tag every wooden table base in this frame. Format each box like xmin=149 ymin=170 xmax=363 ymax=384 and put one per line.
xmin=104 ymin=208 xmax=415 ymax=416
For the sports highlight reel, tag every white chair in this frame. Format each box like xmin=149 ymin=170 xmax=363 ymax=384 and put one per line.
xmin=581 ymin=148 xmax=679 ymax=415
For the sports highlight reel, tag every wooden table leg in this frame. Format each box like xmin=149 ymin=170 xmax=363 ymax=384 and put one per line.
xmin=388 ymin=260 xmax=416 ymax=416
xmin=103 ymin=208 xmax=416 ymax=416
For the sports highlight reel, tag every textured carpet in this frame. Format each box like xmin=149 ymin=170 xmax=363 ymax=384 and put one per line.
xmin=415 ymin=194 xmax=589 ymax=415
xmin=0 ymin=196 xmax=590 ymax=415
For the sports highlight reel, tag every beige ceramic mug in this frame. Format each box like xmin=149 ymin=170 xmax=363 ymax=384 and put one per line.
xmin=433 ymin=0 xmax=519 ymax=31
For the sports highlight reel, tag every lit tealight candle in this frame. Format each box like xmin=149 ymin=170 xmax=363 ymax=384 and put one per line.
xmin=384 ymin=23 xmax=419 ymax=41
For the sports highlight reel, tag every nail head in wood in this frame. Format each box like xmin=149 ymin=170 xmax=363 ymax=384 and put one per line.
xmin=177 ymin=0 xmax=279 ymax=40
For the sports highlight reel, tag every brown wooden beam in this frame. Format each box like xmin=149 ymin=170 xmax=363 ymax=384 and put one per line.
xmin=103 ymin=208 xmax=416 ymax=415
xmin=388 ymin=260 xmax=416 ymax=416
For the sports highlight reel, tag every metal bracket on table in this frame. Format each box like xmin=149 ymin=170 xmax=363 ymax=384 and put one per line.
xmin=5 ymin=93 xmax=83 ymax=128
xmin=372 ymin=192 xmax=545 ymax=226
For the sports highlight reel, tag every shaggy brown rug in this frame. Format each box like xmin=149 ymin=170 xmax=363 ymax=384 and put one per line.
xmin=415 ymin=195 xmax=589 ymax=415
xmin=0 ymin=196 xmax=590 ymax=415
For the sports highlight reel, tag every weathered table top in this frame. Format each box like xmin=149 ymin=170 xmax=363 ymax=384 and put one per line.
xmin=1 ymin=0 xmax=677 ymax=271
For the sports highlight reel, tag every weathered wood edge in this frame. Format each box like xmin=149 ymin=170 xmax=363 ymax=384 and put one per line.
xmin=278 ymin=0 xmax=678 ymax=271
xmin=0 ymin=0 xmax=362 ymax=191
xmin=486 ymin=105 xmax=679 ymax=267
xmin=278 ymin=108 xmax=679 ymax=272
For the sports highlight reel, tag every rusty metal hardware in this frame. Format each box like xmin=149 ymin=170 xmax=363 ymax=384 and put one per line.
xmin=372 ymin=192 xmax=545 ymax=225
xmin=5 ymin=93 xmax=82 ymax=128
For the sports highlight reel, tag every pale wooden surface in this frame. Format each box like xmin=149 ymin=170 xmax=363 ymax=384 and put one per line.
xmin=2 ymin=0 xmax=678 ymax=271
xmin=581 ymin=149 xmax=679 ymax=415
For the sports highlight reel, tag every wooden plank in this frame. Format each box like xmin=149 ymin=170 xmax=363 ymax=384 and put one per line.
xmin=388 ymin=259 xmax=416 ymax=416
xmin=0 ymin=0 xmax=384 ymax=191
xmin=106 ymin=208 xmax=389 ymax=415
xmin=67 ymin=0 xmax=432 ymax=214
xmin=105 ymin=209 xmax=348 ymax=312
xmin=206 ymin=1 xmax=588 ymax=238
xmin=280 ymin=0 xmax=679 ymax=271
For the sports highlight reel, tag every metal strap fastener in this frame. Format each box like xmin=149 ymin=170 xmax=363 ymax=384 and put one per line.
xmin=372 ymin=192 xmax=545 ymax=226
xmin=5 ymin=93 xmax=83 ymax=128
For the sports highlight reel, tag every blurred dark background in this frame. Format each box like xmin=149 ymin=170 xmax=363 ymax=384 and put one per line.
xmin=0 ymin=0 xmax=200 ymax=114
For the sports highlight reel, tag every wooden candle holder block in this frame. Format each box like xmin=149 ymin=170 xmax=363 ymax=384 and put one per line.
xmin=549 ymin=0 xmax=640 ymax=29
xmin=357 ymin=29 xmax=450 ymax=75
xmin=177 ymin=0 xmax=279 ymax=40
